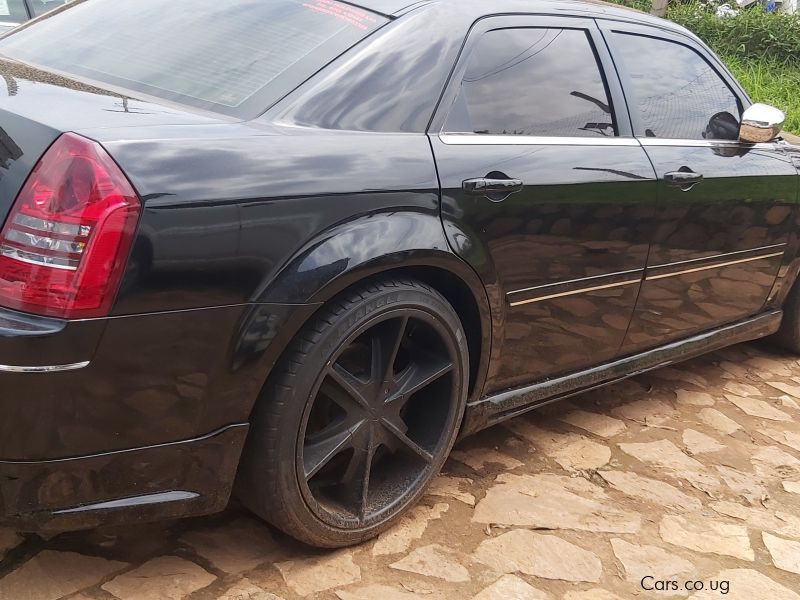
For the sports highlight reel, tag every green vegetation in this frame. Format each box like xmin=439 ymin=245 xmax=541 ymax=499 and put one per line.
xmin=611 ymin=1 xmax=800 ymax=133
xmin=724 ymin=54 xmax=800 ymax=134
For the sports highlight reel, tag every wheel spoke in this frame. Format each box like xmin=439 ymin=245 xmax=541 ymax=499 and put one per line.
xmin=341 ymin=420 xmax=372 ymax=469
xmin=341 ymin=423 xmax=377 ymax=520
xmin=359 ymin=431 xmax=377 ymax=520
xmin=326 ymin=364 xmax=371 ymax=413
xmin=370 ymin=316 xmax=409 ymax=387
xmin=380 ymin=417 xmax=434 ymax=463
xmin=388 ymin=357 xmax=454 ymax=407
xmin=303 ymin=420 xmax=364 ymax=480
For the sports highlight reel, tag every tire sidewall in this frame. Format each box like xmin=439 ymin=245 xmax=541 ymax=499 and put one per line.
xmin=272 ymin=283 xmax=469 ymax=546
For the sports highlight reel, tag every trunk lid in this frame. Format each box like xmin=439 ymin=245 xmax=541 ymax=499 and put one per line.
xmin=0 ymin=58 xmax=221 ymax=222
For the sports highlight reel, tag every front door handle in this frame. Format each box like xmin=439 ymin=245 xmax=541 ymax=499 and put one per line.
xmin=664 ymin=169 xmax=704 ymax=191
xmin=463 ymin=176 xmax=524 ymax=202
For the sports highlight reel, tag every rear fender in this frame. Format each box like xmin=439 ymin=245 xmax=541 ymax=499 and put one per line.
xmin=234 ymin=211 xmax=495 ymax=408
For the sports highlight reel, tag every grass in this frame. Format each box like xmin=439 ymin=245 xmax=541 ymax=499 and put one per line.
xmin=721 ymin=54 xmax=800 ymax=135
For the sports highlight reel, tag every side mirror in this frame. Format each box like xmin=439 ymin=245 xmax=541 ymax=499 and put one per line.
xmin=739 ymin=103 xmax=785 ymax=143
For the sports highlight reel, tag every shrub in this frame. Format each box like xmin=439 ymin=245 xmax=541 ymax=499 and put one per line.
xmin=669 ymin=2 xmax=800 ymax=59
xmin=722 ymin=54 xmax=800 ymax=134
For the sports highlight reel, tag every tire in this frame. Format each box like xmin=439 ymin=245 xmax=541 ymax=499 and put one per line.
xmin=236 ymin=277 xmax=470 ymax=548
xmin=772 ymin=281 xmax=800 ymax=353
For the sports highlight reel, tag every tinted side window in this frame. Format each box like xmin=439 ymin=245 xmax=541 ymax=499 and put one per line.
xmin=445 ymin=28 xmax=616 ymax=137
xmin=611 ymin=33 xmax=741 ymax=140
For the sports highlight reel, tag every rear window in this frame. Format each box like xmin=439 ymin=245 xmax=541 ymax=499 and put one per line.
xmin=0 ymin=0 xmax=387 ymax=118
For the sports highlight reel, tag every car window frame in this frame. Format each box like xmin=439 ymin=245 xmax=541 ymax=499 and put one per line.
xmin=428 ymin=14 xmax=634 ymax=143
xmin=598 ymin=18 xmax=752 ymax=145
xmin=22 ymin=0 xmax=37 ymax=19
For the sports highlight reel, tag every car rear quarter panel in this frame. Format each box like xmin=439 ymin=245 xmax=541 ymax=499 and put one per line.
xmin=100 ymin=126 xmax=443 ymax=312
xmin=7 ymin=123 xmax=487 ymax=460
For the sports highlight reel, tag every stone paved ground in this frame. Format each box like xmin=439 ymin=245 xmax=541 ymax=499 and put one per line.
xmin=3 ymin=341 xmax=800 ymax=600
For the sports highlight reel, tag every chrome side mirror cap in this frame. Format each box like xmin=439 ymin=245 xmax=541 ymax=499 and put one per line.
xmin=739 ymin=103 xmax=785 ymax=143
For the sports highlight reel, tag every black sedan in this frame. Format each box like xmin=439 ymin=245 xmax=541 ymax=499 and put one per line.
xmin=0 ymin=0 xmax=797 ymax=548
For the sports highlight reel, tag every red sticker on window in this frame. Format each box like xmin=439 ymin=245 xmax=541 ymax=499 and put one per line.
xmin=303 ymin=0 xmax=378 ymax=30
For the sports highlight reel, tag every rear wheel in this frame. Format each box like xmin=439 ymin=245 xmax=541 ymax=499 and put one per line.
xmin=237 ymin=278 xmax=469 ymax=547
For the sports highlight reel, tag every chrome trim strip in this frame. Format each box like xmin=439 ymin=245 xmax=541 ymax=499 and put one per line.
xmin=13 ymin=213 xmax=86 ymax=237
xmin=0 ymin=245 xmax=79 ymax=270
xmin=54 ymin=491 xmax=200 ymax=515
xmin=0 ymin=361 xmax=90 ymax=373
xmin=507 ymin=269 xmax=643 ymax=297
xmin=646 ymin=252 xmax=785 ymax=281
xmin=648 ymin=243 xmax=786 ymax=272
xmin=439 ymin=133 xmax=641 ymax=146
xmin=5 ymin=230 xmax=85 ymax=255
xmin=509 ymin=279 xmax=641 ymax=307
xmin=638 ymin=138 xmax=776 ymax=149
xmin=507 ymin=245 xmax=786 ymax=306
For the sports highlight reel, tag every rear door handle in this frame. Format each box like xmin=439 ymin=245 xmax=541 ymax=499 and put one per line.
xmin=664 ymin=169 xmax=703 ymax=191
xmin=463 ymin=177 xmax=524 ymax=202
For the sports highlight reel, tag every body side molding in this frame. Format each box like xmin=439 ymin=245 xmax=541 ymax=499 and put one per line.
xmin=505 ymin=245 xmax=787 ymax=306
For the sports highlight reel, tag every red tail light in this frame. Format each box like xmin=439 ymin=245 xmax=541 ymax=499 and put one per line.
xmin=0 ymin=133 xmax=141 ymax=319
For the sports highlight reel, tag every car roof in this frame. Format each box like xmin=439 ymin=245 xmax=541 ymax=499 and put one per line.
xmin=354 ymin=0 xmax=689 ymax=35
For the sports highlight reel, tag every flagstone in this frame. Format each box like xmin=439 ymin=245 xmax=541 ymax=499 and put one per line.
xmin=473 ymin=530 xmax=601 ymax=583
xmin=675 ymin=389 xmax=716 ymax=407
xmin=373 ymin=503 xmax=449 ymax=556
xmin=598 ymin=470 xmax=702 ymax=512
xmin=1 ymin=551 xmax=127 ymax=600
xmin=725 ymin=394 xmax=792 ymax=422
xmin=610 ymin=538 xmax=695 ymax=583
xmin=763 ymin=532 xmax=800 ymax=575
xmin=659 ymin=515 xmax=753 ymax=561
xmin=682 ymin=429 xmax=725 ymax=454
xmin=102 ymin=556 xmax=213 ymax=600
xmin=559 ymin=409 xmax=627 ymax=438
xmin=472 ymin=473 xmax=640 ymax=533
xmin=389 ymin=544 xmax=470 ymax=583
xmin=276 ymin=550 xmax=361 ymax=596
xmin=471 ymin=575 xmax=549 ymax=600
xmin=698 ymin=408 xmax=741 ymax=434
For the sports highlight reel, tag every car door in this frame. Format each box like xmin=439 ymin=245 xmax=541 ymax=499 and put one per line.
xmin=600 ymin=22 xmax=798 ymax=351
xmin=429 ymin=15 xmax=658 ymax=394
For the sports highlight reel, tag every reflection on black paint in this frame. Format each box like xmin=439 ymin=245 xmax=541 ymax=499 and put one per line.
xmin=0 ymin=126 xmax=22 ymax=171
xmin=624 ymin=143 xmax=796 ymax=348
xmin=573 ymin=166 xmax=650 ymax=180
xmin=434 ymin=138 xmax=658 ymax=391
xmin=281 ymin=6 xmax=467 ymax=133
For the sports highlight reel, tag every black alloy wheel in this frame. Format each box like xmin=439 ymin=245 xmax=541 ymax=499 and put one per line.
xmin=237 ymin=278 xmax=469 ymax=547
xmin=300 ymin=310 xmax=459 ymax=527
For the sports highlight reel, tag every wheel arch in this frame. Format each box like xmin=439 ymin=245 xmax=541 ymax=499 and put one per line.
xmin=255 ymin=259 xmax=491 ymax=407
xmin=239 ymin=211 xmax=493 ymax=402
